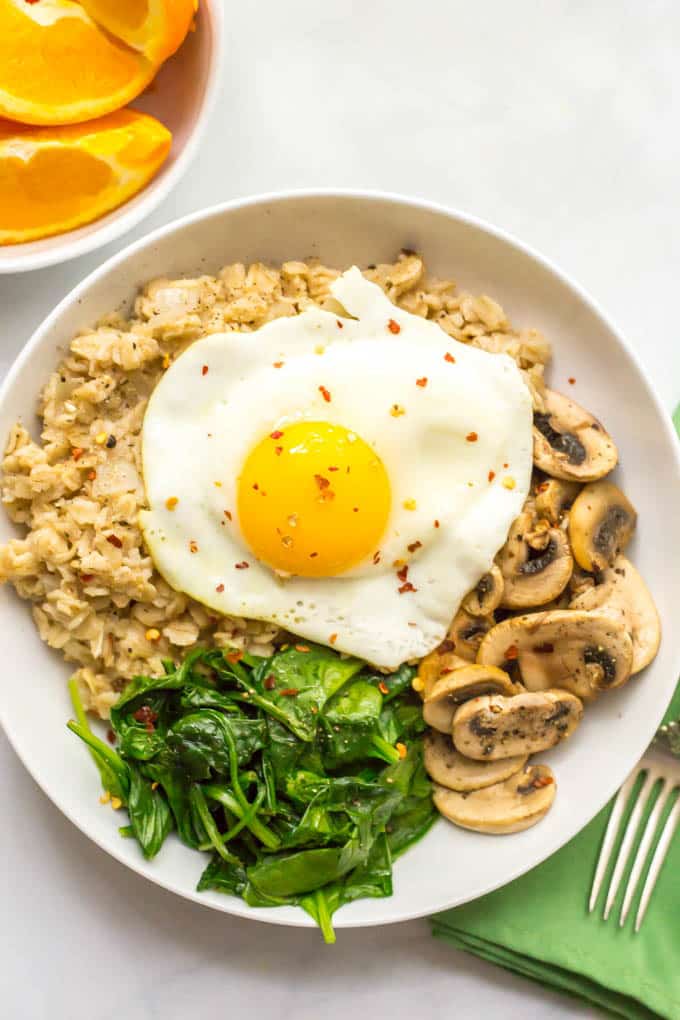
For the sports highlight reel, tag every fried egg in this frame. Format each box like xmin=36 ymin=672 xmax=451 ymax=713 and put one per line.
xmin=140 ymin=268 xmax=532 ymax=667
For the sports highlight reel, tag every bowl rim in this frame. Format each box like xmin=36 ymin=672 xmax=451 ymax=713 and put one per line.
xmin=0 ymin=0 xmax=225 ymax=275
xmin=2 ymin=188 xmax=680 ymax=929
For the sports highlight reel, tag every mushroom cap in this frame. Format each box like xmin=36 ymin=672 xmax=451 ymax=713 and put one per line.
xmin=448 ymin=608 xmax=495 ymax=660
xmin=535 ymin=477 xmax=581 ymax=524
xmin=462 ymin=564 xmax=505 ymax=616
xmin=533 ymin=389 xmax=618 ymax=482
xmin=570 ymin=555 xmax=661 ymax=673
xmin=452 ymin=688 xmax=583 ymax=760
xmin=569 ymin=480 xmax=637 ymax=573
xmin=433 ymin=764 xmax=556 ymax=834
xmin=415 ymin=648 xmax=471 ymax=699
xmin=497 ymin=508 xmax=573 ymax=609
xmin=423 ymin=664 xmax=519 ymax=733
xmin=477 ymin=609 xmax=634 ymax=699
xmin=424 ymin=730 xmax=528 ymax=791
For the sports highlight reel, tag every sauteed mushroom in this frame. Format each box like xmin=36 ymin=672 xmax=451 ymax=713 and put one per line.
xmin=497 ymin=507 xmax=573 ymax=609
xmin=570 ymin=555 xmax=660 ymax=673
xmin=463 ymin=564 xmax=504 ymax=616
xmin=423 ymin=664 xmax=519 ymax=733
xmin=424 ymin=730 xmax=527 ymax=792
xmin=477 ymin=609 xmax=634 ymax=699
xmin=452 ymin=689 xmax=583 ymax=760
xmin=414 ymin=647 xmax=470 ymax=699
xmin=433 ymin=764 xmax=556 ymax=834
xmin=534 ymin=477 xmax=581 ymax=524
xmin=533 ymin=390 xmax=618 ymax=481
xmin=448 ymin=608 xmax=495 ymax=660
xmin=569 ymin=480 xmax=637 ymax=572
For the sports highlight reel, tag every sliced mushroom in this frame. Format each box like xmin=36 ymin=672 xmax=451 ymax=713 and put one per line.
xmin=570 ymin=555 xmax=660 ymax=673
xmin=533 ymin=389 xmax=618 ymax=481
xmin=569 ymin=480 xmax=637 ymax=572
xmin=452 ymin=688 xmax=583 ymax=760
xmin=497 ymin=507 xmax=573 ymax=609
xmin=423 ymin=664 xmax=519 ymax=733
xmin=462 ymin=564 xmax=504 ymax=616
xmin=448 ymin=608 xmax=495 ymax=660
xmin=534 ymin=477 xmax=581 ymax=524
xmin=433 ymin=764 xmax=556 ymax=834
xmin=415 ymin=648 xmax=470 ymax=699
xmin=424 ymin=730 xmax=527 ymax=792
xmin=477 ymin=609 xmax=634 ymax=699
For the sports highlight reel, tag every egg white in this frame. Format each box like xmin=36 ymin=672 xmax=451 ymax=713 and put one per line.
xmin=140 ymin=268 xmax=532 ymax=667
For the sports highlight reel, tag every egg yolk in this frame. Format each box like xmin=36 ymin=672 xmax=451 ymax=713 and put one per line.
xmin=237 ymin=422 xmax=391 ymax=577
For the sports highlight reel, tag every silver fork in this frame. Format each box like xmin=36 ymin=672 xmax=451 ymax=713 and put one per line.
xmin=589 ymin=746 xmax=680 ymax=932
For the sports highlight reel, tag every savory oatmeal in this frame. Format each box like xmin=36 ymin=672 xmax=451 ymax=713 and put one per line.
xmin=0 ymin=253 xmax=550 ymax=718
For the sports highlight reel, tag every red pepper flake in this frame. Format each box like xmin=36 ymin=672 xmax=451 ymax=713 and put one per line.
xmin=434 ymin=519 xmax=440 ymax=528
xmin=372 ymin=550 xmax=381 ymax=564
xmin=80 ymin=574 xmax=94 ymax=583
xmin=387 ymin=318 xmax=401 ymax=334
xmin=396 ymin=564 xmax=409 ymax=582
xmin=270 ymin=430 xmax=284 ymax=439
xmin=106 ymin=729 xmax=116 ymax=744
xmin=444 ymin=352 xmax=456 ymax=363
xmin=533 ymin=775 xmax=555 ymax=788
xmin=226 ymin=650 xmax=243 ymax=663
xmin=398 ymin=581 xmax=417 ymax=594
xmin=504 ymin=644 xmax=519 ymax=661
xmin=201 ymin=365 xmax=209 ymax=376
xmin=234 ymin=561 xmax=250 ymax=569
xmin=273 ymin=361 xmax=284 ymax=368
xmin=309 ymin=551 xmax=319 ymax=558
xmin=440 ymin=667 xmax=455 ymax=676
xmin=314 ymin=474 xmax=330 ymax=490
xmin=106 ymin=534 xmax=123 ymax=549
xmin=407 ymin=540 xmax=422 ymax=553
xmin=503 ymin=463 xmax=509 ymax=469
xmin=353 ymin=507 xmax=359 ymax=513
xmin=416 ymin=377 xmax=428 ymax=387
xmin=536 ymin=481 xmax=550 ymax=493
xmin=132 ymin=706 xmax=158 ymax=730
xmin=438 ymin=639 xmax=455 ymax=654
xmin=252 ymin=482 xmax=259 ymax=491
xmin=488 ymin=470 xmax=496 ymax=483
xmin=280 ymin=688 xmax=300 ymax=697
xmin=396 ymin=742 xmax=407 ymax=759
xmin=274 ymin=446 xmax=283 ymax=456
xmin=318 ymin=385 xmax=332 ymax=403
xmin=328 ymin=465 xmax=339 ymax=472
xmin=72 ymin=447 xmax=84 ymax=461
xmin=336 ymin=320 xmax=344 ymax=329
xmin=295 ymin=644 xmax=310 ymax=653
xmin=87 ymin=470 xmax=97 ymax=481
xmin=466 ymin=431 xmax=478 ymax=443
xmin=329 ymin=633 xmax=338 ymax=645
xmin=215 ymin=583 xmax=225 ymax=593
xmin=224 ymin=510 xmax=232 ymax=520
xmin=568 ymin=377 xmax=576 ymax=385
xmin=263 ymin=675 xmax=276 ymax=690
xmin=378 ymin=681 xmax=389 ymax=695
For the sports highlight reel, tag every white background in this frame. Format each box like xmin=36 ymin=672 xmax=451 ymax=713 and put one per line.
xmin=1 ymin=2 xmax=679 ymax=1017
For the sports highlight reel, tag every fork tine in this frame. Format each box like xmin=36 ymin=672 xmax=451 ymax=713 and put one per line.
xmin=619 ymin=778 xmax=669 ymax=926
xmin=603 ymin=771 xmax=656 ymax=920
xmin=589 ymin=768 xmax=639 ymax=912
xmin=634 ymin=792 xmax=680 ymax=933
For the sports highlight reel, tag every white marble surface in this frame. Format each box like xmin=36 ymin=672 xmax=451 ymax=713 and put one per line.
xmin=1 ymin=3 xmax=679 ymax=1017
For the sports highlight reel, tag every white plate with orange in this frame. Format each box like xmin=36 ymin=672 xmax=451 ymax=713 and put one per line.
xmin=0 ymin=0 xmax=224 ymax=272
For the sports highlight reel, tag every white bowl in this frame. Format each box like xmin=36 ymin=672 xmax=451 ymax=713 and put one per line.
xmin=2 ymin=191 xmax=680 ymax=930
xmin=0 ymin=2 xmax=224 ymax=274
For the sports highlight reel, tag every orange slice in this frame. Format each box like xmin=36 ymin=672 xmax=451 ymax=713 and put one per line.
xmin=80 ymin=0 xmax=198 ymax=64
xmin=0 ymin=110 xmax=172 ymax=245
xmin=0 ymin=0 xmax=156 ymax=126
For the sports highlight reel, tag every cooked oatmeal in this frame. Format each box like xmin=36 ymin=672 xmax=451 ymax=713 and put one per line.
xmin=0 ymin=254 xmax=550 ymax=717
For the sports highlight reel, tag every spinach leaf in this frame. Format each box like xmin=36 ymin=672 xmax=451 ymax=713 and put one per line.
xmin=127 ymin=767 xmax=173 ymax=859
xmin=321 ymin=680 xmax=400 ymax=767
xmin=246 ymin=836 xmax=365 ymax=899
xmin=166 ymin=711 xmax=266 ymax=779
xmin=67 ymin=679 xmax=129 ymax=801
xmin=197 ymin=855 xmax=248 ymax=896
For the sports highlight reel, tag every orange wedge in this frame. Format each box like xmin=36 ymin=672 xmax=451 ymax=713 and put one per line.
xmin=0 ymin=110 xmax=172 ymax=245
xmin=0 ymin=0 xmax=156 ymax=126
xmin=80 ymin=0 xmax=198 ymax=64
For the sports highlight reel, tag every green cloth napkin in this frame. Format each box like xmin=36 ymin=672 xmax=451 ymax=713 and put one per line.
xmin=432 ymin=676 xmax=680 ymax=1019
